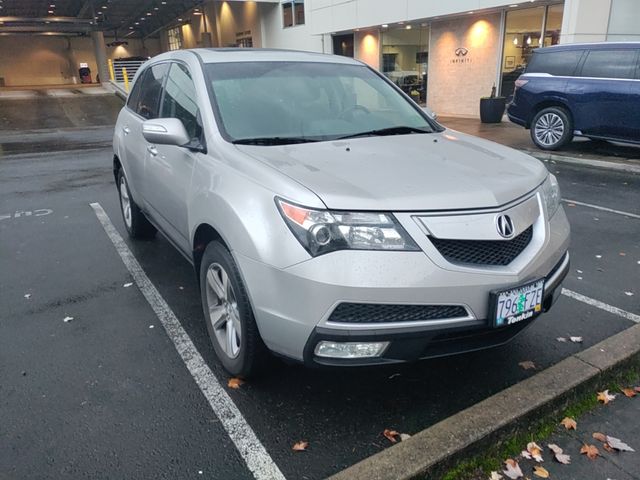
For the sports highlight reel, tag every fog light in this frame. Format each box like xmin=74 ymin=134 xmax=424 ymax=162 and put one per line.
xmin=314 ymin=341 xmax=389 ymax=359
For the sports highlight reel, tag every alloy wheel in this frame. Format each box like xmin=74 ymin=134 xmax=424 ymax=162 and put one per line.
xmin=534 ymin=112 xmax=565 ymax=147
xmin=206 ymin=263 xmax=242 ymax=359
xmin=119 ymin=176 xmax=132 ymax=228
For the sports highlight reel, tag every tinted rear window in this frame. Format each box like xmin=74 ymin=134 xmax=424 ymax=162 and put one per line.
xmin=580 ymin=49 xmax=638 ymax=79
xmin=526 ymin=50 xmax=583 ymax=76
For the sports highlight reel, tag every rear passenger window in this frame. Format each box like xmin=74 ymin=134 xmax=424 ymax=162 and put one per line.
xmin=580 ymin=49 xmax=637 ymax=79
xmin=134 ymin=63 xmax=169 ymax=120
xmin=526 ymin=50 xmax=583 ymax=76
xmin=160 ymin=63 xmax=200 ymax=139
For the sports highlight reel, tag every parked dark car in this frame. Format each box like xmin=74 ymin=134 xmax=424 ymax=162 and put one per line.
xmin=507 ymin=42 xmax=640 ymax=150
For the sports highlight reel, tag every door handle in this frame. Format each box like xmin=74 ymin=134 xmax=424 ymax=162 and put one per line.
xmin=122 ymin=125 xmax=131 ymax=135
xmin=147 ymin=145 xmax=158 ymax=156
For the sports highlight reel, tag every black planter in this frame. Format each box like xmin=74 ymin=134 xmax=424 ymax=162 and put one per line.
xmin=480 ymin=97 xmax=506 ymax=123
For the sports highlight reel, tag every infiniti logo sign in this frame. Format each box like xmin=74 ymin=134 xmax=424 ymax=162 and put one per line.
xmin=454 ymin=47 xmax=469 ymax=56
xmin=496 ymin=214 xmax=515 ymax=238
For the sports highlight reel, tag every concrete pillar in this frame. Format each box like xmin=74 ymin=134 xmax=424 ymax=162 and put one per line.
xmin=91 ymin=30 xmax=110 ymax=84
xmin=560 ymin=0 xmax=612 ymax=44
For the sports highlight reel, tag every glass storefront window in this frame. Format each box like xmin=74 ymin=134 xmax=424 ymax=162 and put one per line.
xmin=544 ymin=4 xmax=563 ymax=46
xmin=381 ymin=26 xmax=429 ymax=105
xmin=500 ymin=6 xmax=545 ymax=97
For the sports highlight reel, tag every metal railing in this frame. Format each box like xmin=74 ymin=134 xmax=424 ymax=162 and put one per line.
xmin=109 ymin=59 xmax=147 ymax=90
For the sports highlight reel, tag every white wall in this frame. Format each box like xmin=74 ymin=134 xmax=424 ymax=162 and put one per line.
xmin=427 ymin=13 xmax=502 ymax=117
xmin=308 ymin=0 xmax=539 ymax=35
xmin=259 ymin=2 xmax=324 ymax=51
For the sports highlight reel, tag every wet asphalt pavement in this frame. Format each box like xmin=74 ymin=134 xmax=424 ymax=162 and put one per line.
xmin=0 ymin=94 xmax=639 ymax=480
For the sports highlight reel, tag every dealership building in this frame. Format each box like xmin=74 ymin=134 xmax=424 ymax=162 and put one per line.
xmin=0 ymin=0 xmax=638 ymax=117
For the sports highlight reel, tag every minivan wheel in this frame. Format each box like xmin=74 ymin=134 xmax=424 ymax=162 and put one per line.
xmin=117 ymin=170 xmax=156 ymax=239
xmin=199 ymin=241 xmax=268 ymax=377
xmin=531 ymin=107 xmax=573 ymax=151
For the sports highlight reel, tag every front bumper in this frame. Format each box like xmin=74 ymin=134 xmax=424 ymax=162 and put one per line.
xmin=235 ymin=206 xmax=570 ymax=364
xmin=305 ymin=250 xmax=569 ymax=366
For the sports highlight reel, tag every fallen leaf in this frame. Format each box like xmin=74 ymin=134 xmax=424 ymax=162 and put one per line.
xmin=556 ymin=337 xmax=567 ymax=343
xmin=624 ymin=291 xmax=634 ymax=296
xmin=519 ymin=361 xmax=537 ymax=370
xmin=383 ymin=429 xmax=400 ymax=443
xmin=503 ymin=458 xmax=524 ymax=479
xmin=533 ymin=466 xmax=549 ymax=478
xmin=602 ymin=442 xmax=615 ymax=453
xmin=489 ymin=472 xmax=503 ymax=480
xmin=548 ymin=444 xmax=571 ymax=464
xmin=24 ymin=293 xmax=32 ymax=299
xmin=569 ymin=336 xmax=583 ymax=343
xmin=526 ymin=442 xmax=544 ymax=462
xmin=592 ymin=432 xmax=607 ymax=443
xmin=227 ymin=377 xmax=245 ymax=389
xmin=597 ymin=390 xmax=616 ymax=404
xmin=580 ymin=444 xmax=600 ymax=459
xmin=560 ymin=417 xmax=577 ymax=430
xmin=63 ymin=316 xmax=73 ymax=323
xmin=621 ymin=387 xmax=637 ymax=398
xmin=292 ymin=441 xmax=308 ymax=451
xmin=606 ymin=436 xmax=635 ymax=452
xmin=123 ymin=282 xmax=133 ymax=288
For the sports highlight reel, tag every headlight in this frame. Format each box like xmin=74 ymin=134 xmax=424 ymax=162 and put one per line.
xmin=541 ymin=174 xmax=561 ymax=218
xmin=276 ymin=198 xmax=420 ymax=257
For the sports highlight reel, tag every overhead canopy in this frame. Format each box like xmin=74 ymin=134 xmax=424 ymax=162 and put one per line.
xmin=0 ymin=0 xmax=204 ymax=37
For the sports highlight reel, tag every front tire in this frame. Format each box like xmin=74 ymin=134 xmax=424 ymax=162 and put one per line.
xmin=530 ymin=106 xmax=573 ymax=151
xmin=117 ymin=169 xmax=156 ymax=239
xmin=199 ymin=241 xmax=268 ymax=377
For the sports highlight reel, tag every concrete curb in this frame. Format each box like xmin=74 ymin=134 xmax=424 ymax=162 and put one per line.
xmin=527 ymin=150 xmax=640 ymax=175
xmin=328 ymin=323 xmax=640 ymax=480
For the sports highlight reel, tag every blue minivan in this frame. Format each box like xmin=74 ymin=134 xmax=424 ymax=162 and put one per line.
xmin=507 ymin=42 xmax=640 ymax=150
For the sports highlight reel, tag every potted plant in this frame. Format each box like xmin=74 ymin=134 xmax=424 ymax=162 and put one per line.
xmin=480 ymin=85 xmax=506 ymax=123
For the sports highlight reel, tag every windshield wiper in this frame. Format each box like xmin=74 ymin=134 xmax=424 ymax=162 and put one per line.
xmin=336 ymin=126 xmax=431 ymax=140
xmin=233 ymin=137 xmax=319 ymax=146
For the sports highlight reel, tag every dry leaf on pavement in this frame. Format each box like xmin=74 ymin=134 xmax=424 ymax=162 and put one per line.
xmin=519 ymin=361 xmax=536 ymax=370
xmin=592 ymin=432 xmax=607 ymax=442
xmin=580 ymin=444 xmax=600 ymax=459
xmin=602 ymin=442 xmax=615 ymax=453
xmin=569 ymin=336 xmax=583 ymax=343
xmin=548 ymin=444 xmax=571 ymax=464
xmin=503 ymin=459 xmax=523 ymax=479
xmin=383 ymin=429 xmax=400 ymax=443
xmin=227 ymin=377 xmax=245 ymax=389
xmin=597 ymin=390 xmax=616 ymax=404
xmin=560 ymin=417 xmax=577 ymax=430
xmin=621 ymin=387 xmax=637 ymax=398
xmin=489 ymin=472 xmax=504 ymax=480
xmin=606 ymin=436 xmax=635 ymax=452
xmin=525 ymin=442 xmax=544 ymax=462
xmin=533 ymin=466 xmax=550 ymax=478
xmin=556 ymin=337 xmax=567 ymax=342
xmin=292 ymin=441 xmax=308 ymax=452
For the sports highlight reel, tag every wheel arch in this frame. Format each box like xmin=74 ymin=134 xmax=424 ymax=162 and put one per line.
xmin=113 ymin=155 xmax=122 ymax=184
xmin=192 ymin=223 xmax=230 ymax=279
xmin=528 ymin=99 xmax=573 ymax=129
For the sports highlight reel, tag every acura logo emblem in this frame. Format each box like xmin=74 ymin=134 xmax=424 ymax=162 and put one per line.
xmin=455 ymin=47 xmax=469 ymax=57
xmin=496 ymin=214 xmax=515 ymax=238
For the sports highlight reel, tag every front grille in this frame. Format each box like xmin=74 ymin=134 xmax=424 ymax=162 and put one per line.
xmin=429 ymin=226 xmax=533 ymax=266
xmin=327 ymin=303 xmax=468 ymax=324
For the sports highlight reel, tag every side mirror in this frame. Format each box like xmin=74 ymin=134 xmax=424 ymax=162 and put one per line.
xmin=142 ymin=118 xmax=191 ymax=147
xmin=422 ymin=106 xmax=437 ymax=120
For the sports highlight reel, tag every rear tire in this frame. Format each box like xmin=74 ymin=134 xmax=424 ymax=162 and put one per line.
xmin=117 ymin=169 xmax=156 ymax=239
xmin=199 ymin=241 xmax=269 ymax=378
xmin=530 ymin=106 xmax=573 ymax=151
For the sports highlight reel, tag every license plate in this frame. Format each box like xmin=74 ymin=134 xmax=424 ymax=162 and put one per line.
xmin=491 ymin=279 xmax=544 ymax=327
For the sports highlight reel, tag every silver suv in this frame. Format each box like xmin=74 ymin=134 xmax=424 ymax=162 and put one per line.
xmin=113 ymin=49 xmax=570 ymax=377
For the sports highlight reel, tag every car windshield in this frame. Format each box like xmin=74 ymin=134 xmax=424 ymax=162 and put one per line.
xmin=204 ymin=61 xmax=436 ymax=144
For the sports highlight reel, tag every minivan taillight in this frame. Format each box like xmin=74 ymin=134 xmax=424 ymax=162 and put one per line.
xmin=514 ymin=79 xmax=529 ymax=88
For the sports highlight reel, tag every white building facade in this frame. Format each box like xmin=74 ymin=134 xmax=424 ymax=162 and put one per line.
xmin=158 ymin=0 xmax=640 ymax=117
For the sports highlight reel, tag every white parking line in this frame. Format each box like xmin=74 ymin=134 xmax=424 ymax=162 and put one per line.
xmin=562 ymin=288 xmax=640 ymax=323
xmin=90 ymin=202 xmax=286 ymax=480
xmin=562 ymin=199 xmax=640 ymax=219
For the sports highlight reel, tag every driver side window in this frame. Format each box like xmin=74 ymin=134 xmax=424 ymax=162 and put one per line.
xmin=134 ymin=63 xmax=169 ymax=120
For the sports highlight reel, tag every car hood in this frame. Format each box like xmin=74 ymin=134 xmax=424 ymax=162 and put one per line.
xmin=235 ymin=130 xmax=548 ymax=211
